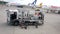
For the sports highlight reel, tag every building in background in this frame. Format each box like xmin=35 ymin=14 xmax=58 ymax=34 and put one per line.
xmin=0 ymin=0 xmax=8 ymax=4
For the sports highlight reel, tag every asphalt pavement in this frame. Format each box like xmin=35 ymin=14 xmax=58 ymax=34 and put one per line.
xmin=0 ymin=10 xmax=60 ymax=34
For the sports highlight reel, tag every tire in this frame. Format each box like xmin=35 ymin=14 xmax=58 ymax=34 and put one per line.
xmin=58 ymin=11 xmax=60 ymax=14
xmin=25 ymin=27 xmax=27 ymax=29
xmin=14 ymin=21 xmax=19 ymax=26
xmin=36 ymin=25 xmax=38 ymax=28
xmin=41 ymin=20 xmax=44 ymax=25
xmin=34 ymin=23 xmax=38 ymax=28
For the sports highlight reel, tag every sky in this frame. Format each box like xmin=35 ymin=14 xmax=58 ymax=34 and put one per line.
xmin=5 ymin=0 xmax=60 ymax=6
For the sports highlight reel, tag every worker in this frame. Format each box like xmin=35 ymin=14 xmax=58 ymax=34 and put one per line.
xmin=10 ymin=12 xmax=17 ymax=20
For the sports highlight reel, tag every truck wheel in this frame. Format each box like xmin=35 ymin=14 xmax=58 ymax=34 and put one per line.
xmin=36 ymin=25 xmax=38 ymax=28
xmin=41 ymin=20 xmax=44 ymax=25
xmin=25 ymin=27 xmax=27 ymax=29
xmin=14 ymin=21 xmax=19 ymax=26
xmin=34 ymin=23 xmax=38 ymax=28
xmin=42 ymin=21 xmax=44 ymax=24
xmin=58 ymin=11 xmax=60 ymax=14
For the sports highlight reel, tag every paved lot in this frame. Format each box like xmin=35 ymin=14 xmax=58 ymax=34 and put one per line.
xmin=0 ymin=5 xmax=60 ymax=34
xmin=0 ymin=10 xmax=60 ymax=34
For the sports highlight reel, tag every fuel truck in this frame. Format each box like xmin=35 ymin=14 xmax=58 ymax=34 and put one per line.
xmin=6 ymin=5 xmax=44 ymax=29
